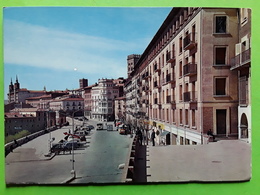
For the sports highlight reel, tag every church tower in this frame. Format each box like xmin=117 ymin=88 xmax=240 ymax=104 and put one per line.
xmin=14 ymin=75 xmax=20 ymax=91
xmin=9 ymin=78 xmax=14 ymax=92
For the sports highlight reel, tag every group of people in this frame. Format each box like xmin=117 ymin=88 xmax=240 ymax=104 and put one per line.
xmin=136 ymin=128 xmax=156 ymax=146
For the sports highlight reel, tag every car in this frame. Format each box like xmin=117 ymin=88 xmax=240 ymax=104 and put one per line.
xmin=51 ymin=143 xmax=64 ymax=154
xmin=118 ymin=125 xmax=126 ymax=135
xmin=63 ymin=141 xmax=80 ymax=150
xmin=67 ymin=135 xmax=80 ymax=142
xmin=97 ymin=123 xmax=103 ymax=130
xmin=50 ymin=142 xmax=78 ymax=155
xmin=86 ymin=125 xmax=94 ymax=130
xmin=75 ymin=130 xmax=88 ymax=137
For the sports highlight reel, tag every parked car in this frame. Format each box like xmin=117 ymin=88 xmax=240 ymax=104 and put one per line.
xmin=86 ymin=125 xmax=94 ymax=130
xmin=97 ymin=123 xmax=103 ymax=130
xmin=51 ymin=143 xmax=64 ymax=154
xmin=75 ymin=130 xmax=88 ymax=137
xmin=118 ymin=125 xmax=126 ymax=135
xmin=118 ymin=124 xmax=130 ymax=135
xmin=63 ymin=141 xmax=80 ymax=150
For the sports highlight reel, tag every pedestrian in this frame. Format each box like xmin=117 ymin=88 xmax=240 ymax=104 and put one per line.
xmin=151 ymin=129 xmax=156 ymax=146
xmin=14 ymin=139 xmax=18 ymax=146
xmin=207 ymin=129 xmax=215 ymax=141
xmin=136 ymin=128 xmax=143 ymax=145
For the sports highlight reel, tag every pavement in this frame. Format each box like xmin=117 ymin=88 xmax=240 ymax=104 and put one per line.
xmin=133 ymin=140 xmax=251 ymax=183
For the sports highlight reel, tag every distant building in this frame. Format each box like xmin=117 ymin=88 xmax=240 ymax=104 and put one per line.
xmin=8 ymin=76 xmax=47 ymax=104
xmin=79 ymin=78 xmax=88 ymax=89
xmin=91 ymin=79 xmax=120 ymax=121
xmin=83 ymin=83 xmax=98 ymax=118
xmin=4 ymin=102 xmax=34 ymax=113
xmin=25 ymin=91 xmax=69 ymax=109
xmin=127 ymin=54 xmax=141 ymax=77
xmin=4 ymin=108 xmax=54 ymax=136
xmin=114 ymin=96 xmax=126 ymax=122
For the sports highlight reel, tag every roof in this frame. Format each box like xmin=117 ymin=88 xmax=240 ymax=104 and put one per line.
xmin=5 ymin=112 xmax=35 ymax=118
xmin=10 ymin=108 xmax=39 ymax=112
xmin=26 ymin=94 xmax=52 ymax=100
xmin=63 ymin=98 xmax=84 ymax=101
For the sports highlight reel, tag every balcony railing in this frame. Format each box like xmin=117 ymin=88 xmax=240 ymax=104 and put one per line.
xmin=183 ymin=63 xmax=197 ymax=76
xmin=241 ymin=48 xmax=251 ymax=64
xmin=183 ymin=91 xmax=197 ymax=102
xmin=184 ymin=32 xmax=196 ymax=50
xmin=231 ymin=48 xmax=251 ymax=70
xmin=162 ymin=74 xmax=173 ymax=85
xmin=166 ymin=51 xmax=176 ymax=63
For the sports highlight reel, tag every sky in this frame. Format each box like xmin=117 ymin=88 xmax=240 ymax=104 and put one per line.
xmin=4 ymin=7 xmax=172 ymax=99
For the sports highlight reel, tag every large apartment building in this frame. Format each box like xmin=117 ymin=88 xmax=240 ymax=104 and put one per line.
xmin=125 ymin=8 xmax=250 ymax=145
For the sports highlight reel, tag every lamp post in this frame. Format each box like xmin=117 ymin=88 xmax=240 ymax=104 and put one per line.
xmin=70 ymin=109 xmax=83 ymax=179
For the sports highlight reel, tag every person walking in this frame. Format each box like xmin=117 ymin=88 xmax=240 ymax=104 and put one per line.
xmin=151 ymin=129 xmax=156 ymax=146
xmin=136 ymin=128 xmax=143 ymax=145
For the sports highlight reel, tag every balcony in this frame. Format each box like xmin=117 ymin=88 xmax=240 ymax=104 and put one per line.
xmin=183 ymin=91 xmax=197 ymax=102
xmin=230 ymin=48 xmax=251 ymax=70
xmin=183 ymin=63 xmax=197 ymax=76
xmin=166 ymin=51 xmax=176 ymax=63
xmin=184 ymin=32 xmax=196 ymax=50
xmin=183 ymin=91 xmax=197 ymax=109
xmin=154 ymin=64 xmax=161 ymax=74
xmin=162 ymin=74 xmax=172 ymax=86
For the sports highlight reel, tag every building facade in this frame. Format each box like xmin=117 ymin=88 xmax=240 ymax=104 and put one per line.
xmin=230 ymin=8 xmax=251 ymax=143
xmin=4 ymin=108 xmax=53 ymax=136
xmin=91 ymin=79 xmax=120 ymax=121
xmin=125 ymin=7 xmax=248 ymax=145
xmin=114 ymin=96 xmax=126 ymax=122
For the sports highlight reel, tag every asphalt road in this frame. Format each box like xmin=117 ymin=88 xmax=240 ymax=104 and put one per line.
xmin=71 ymin=130 xmax=132 ymax=184
xmin=5 ymin=119 xmax=133 ymax=185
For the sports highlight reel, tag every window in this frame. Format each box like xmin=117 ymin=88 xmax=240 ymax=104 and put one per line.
xmin=179 ymin=37 xmax=183 ymax=53
xmin=185 ymin=109 xmax=189 ymax=125
xmin=215 ymin=78 xmax=226 ymax=96
xmin=180 ymin=109 xmax=183 ymax=125
xmin=215 ymin=16 xmax=227 ymax=33
xmin=179 ymin=61 xmax=183 ymax=77
xmin=179 ymin=85 xmax=183 ymax=101
xmin=215 ymin=47 xmax=227 ymax=65
xmin=192 ymin=110 xmax=196 ymax=127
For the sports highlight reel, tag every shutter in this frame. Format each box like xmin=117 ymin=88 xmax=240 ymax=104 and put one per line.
xmin=235 ymin=43 xmax=241 ymax=55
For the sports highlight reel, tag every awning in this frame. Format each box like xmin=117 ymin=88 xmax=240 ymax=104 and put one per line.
xmin=161 ymin=131 xmax=170 ymax=136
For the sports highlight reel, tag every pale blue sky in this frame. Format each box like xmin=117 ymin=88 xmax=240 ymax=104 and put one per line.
xmin=4 ymin=7 xmax=172 ymax=99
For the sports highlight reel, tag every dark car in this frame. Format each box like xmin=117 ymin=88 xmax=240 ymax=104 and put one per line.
xmin=51 ymin=141 xmax=80 ymax=155
xmin=51 ymin=143 xmax=68 ymax=154
xmin=86 ymin=125 xmax=94 ymax=130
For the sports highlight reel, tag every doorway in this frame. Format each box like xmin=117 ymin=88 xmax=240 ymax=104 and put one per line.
xmin=216 ymin=109 xmax=226 ymax=135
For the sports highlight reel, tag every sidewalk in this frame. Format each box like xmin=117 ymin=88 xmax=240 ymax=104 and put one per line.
xmin=145 ymin=140 xmax=251 ymax=182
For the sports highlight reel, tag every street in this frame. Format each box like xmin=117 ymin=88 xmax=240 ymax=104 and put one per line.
xmin=5 ymin=119 xmax=133 ymax=185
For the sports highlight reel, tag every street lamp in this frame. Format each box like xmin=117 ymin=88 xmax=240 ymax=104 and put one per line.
xmin=70 ymin=109 xmax=84 ymax=179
